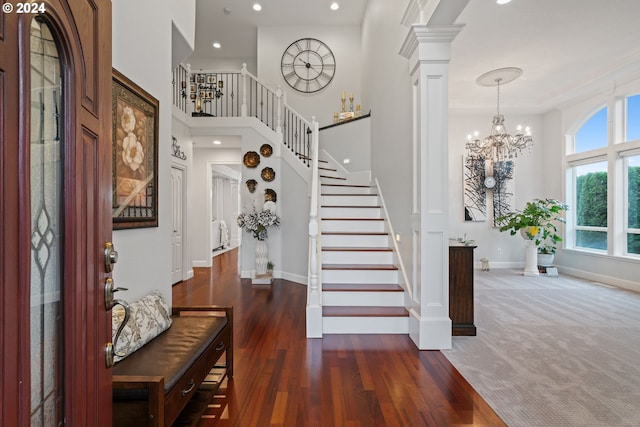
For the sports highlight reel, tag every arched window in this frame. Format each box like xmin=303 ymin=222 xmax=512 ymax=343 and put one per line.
xmin=566 ymin=94 xmax=640 ymax=257
xmin=575 ymin=107 xmax=607 ymax=153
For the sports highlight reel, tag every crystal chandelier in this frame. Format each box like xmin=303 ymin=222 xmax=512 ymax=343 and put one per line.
xmin=466 ymin=67 xmax=533 ymax=162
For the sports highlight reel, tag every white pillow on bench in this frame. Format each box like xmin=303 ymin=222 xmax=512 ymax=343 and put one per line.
xmin=112 ymin=290 xmax=172 ymax=363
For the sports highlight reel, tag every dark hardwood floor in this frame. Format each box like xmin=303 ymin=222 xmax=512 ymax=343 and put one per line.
xmin=172 ymin=248 xmax=505 ymax=427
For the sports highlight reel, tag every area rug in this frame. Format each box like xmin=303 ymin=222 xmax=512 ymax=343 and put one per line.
xmin=442 ymin=269 xmax=640 ymax=426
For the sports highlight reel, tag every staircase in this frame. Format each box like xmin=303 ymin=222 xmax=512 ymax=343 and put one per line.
xmin=318 ymin=159 xmax=409 ymax=334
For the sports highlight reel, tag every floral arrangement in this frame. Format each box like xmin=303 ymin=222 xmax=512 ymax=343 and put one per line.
xmin=237 ymin=204 xmax=280 ymax=241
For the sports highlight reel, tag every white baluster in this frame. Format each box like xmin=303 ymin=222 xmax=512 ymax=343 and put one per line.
xmin=276 ymin=85 xmax=283 ymax=136
xmin=241 ymin=63 xmax=247 ymax=117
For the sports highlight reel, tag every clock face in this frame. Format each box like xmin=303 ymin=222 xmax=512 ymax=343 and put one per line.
xmin=484 ymin=176 xmax=497 ymax=189
xmin=281 ymin=38 xmax=336 ymax=93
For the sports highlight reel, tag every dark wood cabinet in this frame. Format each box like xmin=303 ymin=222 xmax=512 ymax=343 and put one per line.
xmin=449 ymin=244 xmax=477 ymax=336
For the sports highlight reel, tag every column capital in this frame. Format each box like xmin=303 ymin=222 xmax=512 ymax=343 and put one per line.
xmin=400 ymin=24 xmax=464 ymax=71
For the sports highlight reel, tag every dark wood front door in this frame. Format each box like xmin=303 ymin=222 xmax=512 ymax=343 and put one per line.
xmin=0 ymin=1 xmax=112 ymax=425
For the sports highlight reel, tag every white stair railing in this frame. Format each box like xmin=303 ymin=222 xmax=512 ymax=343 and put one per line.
xmin=306 ymin=118 xmax=323 ymax=338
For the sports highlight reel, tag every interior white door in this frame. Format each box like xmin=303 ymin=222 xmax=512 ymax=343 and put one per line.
xmin=171 ymin=166 xmax=185 ymax=284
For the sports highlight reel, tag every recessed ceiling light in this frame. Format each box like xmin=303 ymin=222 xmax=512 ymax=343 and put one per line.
xmin=212 ymin=42 xmax=221 ymax=49
xmin=330 ymin=2 xmax=339 ymax=11
xmin=496 ymin=0 xmax=512 ymax=4
xmin=253 ymin=3 xmax=262 ymax=11
xmin=213 ymin=140 xmax=222 ymax=145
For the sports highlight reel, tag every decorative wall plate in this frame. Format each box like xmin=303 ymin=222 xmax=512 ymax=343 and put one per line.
xmin=260 ymin=143 xmax=273 ymax=157
xmin=265 ymin=188 xmax=277 ymax=202
xmin=261 ymin=167 xmax=275 ymax=182
xmin=246 ymin=179 xmax=258 ymax=193
xmin=243 ymin=151 xmax=260 ymax=168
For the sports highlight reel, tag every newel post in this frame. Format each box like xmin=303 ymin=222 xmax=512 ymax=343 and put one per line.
xmin=306 ymin=117 xmax=322 ymax=338
xmin=241 ymin=63 xmax=248 ymax=117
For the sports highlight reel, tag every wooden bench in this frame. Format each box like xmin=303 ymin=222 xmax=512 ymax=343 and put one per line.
xmin=112 ymin=306 xmax=233 ymax=427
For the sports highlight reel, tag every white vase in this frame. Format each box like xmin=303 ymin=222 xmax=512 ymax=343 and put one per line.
xmin=255 ymin=239 xmax=268 ymax=275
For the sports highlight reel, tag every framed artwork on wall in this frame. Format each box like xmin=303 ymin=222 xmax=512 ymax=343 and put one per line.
xmin=463 ymin=156 xmax=487 ymax=221
xmin=112 ymin=68 xmax=159 ymax=229
xmin=492 ymin=160 xmax=515 ymax=227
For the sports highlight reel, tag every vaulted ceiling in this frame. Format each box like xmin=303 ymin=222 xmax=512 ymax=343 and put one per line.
xmin=189 ymin=0 xmax=640 ymax=114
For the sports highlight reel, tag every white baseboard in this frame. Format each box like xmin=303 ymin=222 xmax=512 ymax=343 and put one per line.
xmin=473 ymin=261 xmax=524 ymax=270
xmin=185 ymin=269 xmax=194 ymax=280
xmin=280 ymin=271 xmax=306 ymax=285
xmin=193 ymin=260 xmax=213 ymax=268
xmin=557 ymin=266 xmax=640 ymax=293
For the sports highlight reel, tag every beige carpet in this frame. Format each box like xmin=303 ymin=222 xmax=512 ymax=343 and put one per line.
xmin=442 ymin=269 xmax=640 ymax=427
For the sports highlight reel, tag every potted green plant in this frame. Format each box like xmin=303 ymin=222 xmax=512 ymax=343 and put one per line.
xmin=496 ymin=198 xmax=569 ymax=267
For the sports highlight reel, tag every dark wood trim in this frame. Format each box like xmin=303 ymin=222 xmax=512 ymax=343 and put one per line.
xmin=319 ymin=112 xmax=371 ymax=131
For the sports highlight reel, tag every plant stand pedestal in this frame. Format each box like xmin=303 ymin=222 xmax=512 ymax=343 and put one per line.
xmin=523 ymin=239 xmax=539 ymax=276
xmin=252 ymin=272 xmax=273 ymax=285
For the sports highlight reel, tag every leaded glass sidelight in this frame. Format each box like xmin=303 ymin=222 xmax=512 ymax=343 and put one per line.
xmin=30 ymin=17 xmax=64 ymax=427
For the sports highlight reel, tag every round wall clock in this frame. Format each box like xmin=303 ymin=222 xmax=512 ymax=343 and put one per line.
xmin=281 ymin=38 xmax=336 ymax=93
xmin=484 ymin=176 xmax=496 ymax=189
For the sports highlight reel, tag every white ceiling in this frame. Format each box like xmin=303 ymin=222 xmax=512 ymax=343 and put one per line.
xmin=189 ymin=0 xmax=640 ymax=117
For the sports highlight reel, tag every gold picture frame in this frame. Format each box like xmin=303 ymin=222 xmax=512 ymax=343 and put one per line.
xmin=112 ymin=68 xmax=159 ymax=229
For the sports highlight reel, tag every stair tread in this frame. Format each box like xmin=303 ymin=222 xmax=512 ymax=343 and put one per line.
xmin=323 ymin=264 xmax=398 ymax=270
xmin=320 ymin=175 xmax=347 ymax=180
xmin=321 ymin=184 xmax=371 ymax=188
xmin=323 ymin=306 xmax=409 ymax=317
xmin=323 ymin=284 xmax=403 ymax=292
xmin=319 ymin=167 xmax=338 ymax=171
xmin=321 ymin=217 xmax=383 ymax=221
xmin=322 ymin=246 xmax=392 ymax=252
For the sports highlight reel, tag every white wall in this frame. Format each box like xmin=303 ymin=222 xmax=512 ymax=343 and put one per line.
xmin=320 ymin=117 xmax=371 ymax=173
xmin=171 ymin=0 xmax=196 ymax=68
xmin=361 ymin=0 xmax=414 ymax=274
xmin=257 ymin=26 xmax=363 ymax=127
xmin=171 ymin=116 xmax=195 ymax=279
xmin=279 ymin=161 xmax=310 ymax=283
xmin=112 ymin=0 xmax=174 ymax=304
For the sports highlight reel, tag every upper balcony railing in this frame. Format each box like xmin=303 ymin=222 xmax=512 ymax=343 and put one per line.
xmin=172 ymin=63 xmax=313 ymax=166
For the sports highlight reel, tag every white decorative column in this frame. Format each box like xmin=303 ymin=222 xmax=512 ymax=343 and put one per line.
xmin=401 ymin=24 xmax=464 ymax=350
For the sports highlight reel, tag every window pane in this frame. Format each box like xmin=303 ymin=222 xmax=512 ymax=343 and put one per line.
xmin=576 ymin=162 xmax=608 ymax=227
xmin=626 ymin=95 xmax=640 ymax=142
xmin=575 ymin=107 xmax=608 ymax=153
xmin=628 ymin=234 xmax=640 ymax=255
xmin=577 ymin=230 xmax=607 ymax=250
xmin=629 ymin=155 xmax=640 ymax=229
xmin=30 ymin=18 xmax=65 ymax=426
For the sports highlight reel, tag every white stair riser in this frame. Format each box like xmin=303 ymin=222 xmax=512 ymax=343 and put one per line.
xmin=321 ymin=220 xmax=385 ymax=233
xmin=321 ymin=185 xmax=373 ymax=195
xmin=322 ymin=250 xmax=393 ymax=264
xmin=322 ymin=269 xmax=398 ymax=284
xmin=323 ymin=316 xmax=409 ymax=334
xmin=321 ymin=207 xmax=381 ymax=218
xmin=321 ymin=195 xmax=379 ymax=206
xmin=322 ymin=291 xmax=405 ymax=306
xmin=321 ymin=234 xmax=389 ymax=247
